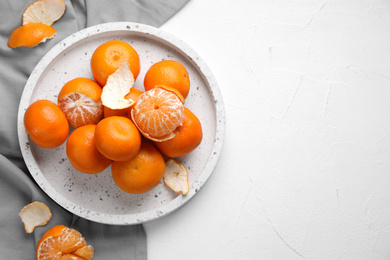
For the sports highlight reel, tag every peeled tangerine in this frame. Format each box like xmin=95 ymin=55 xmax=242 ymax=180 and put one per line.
xmin=19 ymin=201 xmax=52 ymax=233
xmin=37 ymin=225 xmax=94 ymax=260
xmin=131 ymin=87 xmax=184 ymax=142
xmin=23 ymin=0 xmax=66 ymax=26
xmin=101 ymin=62 xmax=136 ymax=110
xmin=58 ymin=77 xmax=104 ymax=128
xmin=163 ymin=159 xmax=189 ymax=195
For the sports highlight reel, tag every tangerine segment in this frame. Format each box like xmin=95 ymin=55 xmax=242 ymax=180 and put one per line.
xmin=61 ymin=255 xmax=86 ymax=260
xmin=23 ymin=0 xmax=66 ymax=26
xmin=58 ymin=93 xmax=103 ymax=128
xmin=131 ymin=87 xmax=184 ymax=142
xmin=144 ymin=60 xmax=190 ymax=99
xmin=103 ymin=88 xmax=143 ymax=118
xmin=163 ymin=159 xmax=189 ymax=195
xmin=91 ymin=40 xmax=140 ymax=86
xmin=37 ymin=225 xmax=94 ymax=260
xmin=74 ymin=246 xmax=94 ymax=260
xmin=95 ymin=116 xmax=141 ymax=161
xmin=66 ymin=125 xmax=112 ymax=174
xmin=24 ymin=99 xmax=69 ymax=148
xmin=155 ymin=107 xmax=202 ymax=158
xmin=58 ymin=78 xmax=103 ymax=102
xmin=112 ymin=142 xmax=165 ymax=194
xmin=8 ymin=23 xmax=56 ymax=48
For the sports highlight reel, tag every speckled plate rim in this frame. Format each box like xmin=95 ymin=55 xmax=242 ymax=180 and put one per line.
xmin=17 ymin=22 xmax=226 ymax=225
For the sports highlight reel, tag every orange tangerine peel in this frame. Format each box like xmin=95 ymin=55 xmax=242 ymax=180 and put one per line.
xmin=8 ymin=23 xmax=56 ymax=48
xmin=163 ymin=159 xmax=189 ymax=195
xmin=19 ymin=201 xmax=52 ymax=233
xmin=23 ymin=0 xmax=66 ymax=26
xmin=101 ymin=62 xmax=136 ymax=110
xmin=131 ymin=87 xmax=184 ymax=142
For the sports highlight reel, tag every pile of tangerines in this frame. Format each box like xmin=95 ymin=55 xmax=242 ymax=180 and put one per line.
xmin=24 ymin=39 xmax=202 ymax=195
xmin=12 ymin=1 xmax=202 ymax=259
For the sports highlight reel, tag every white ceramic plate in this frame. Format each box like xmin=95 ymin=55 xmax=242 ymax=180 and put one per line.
xmin=17 ymin=22 xmax=225 ymax=225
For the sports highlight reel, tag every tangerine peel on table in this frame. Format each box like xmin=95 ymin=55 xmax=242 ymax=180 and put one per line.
xmin=19 ymin=201 xmax=52 ymax=233
xmin=8 ymin=23 xmax=56 ymax=48
xmin=23 ymin=0 xmax=66 ymax=26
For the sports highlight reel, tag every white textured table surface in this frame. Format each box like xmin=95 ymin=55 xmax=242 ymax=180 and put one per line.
xmin=145 ymin=0 xmax=390 ymax=259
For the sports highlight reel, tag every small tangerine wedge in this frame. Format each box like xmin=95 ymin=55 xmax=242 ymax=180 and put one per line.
xmin=91 ymin=40 xmax=140 ymax=86
xmin=19 ymin=201 xmax=52 ymax=233
xmin=112 ymin=142 xmax=165 ymax=194
xmin=101 ymin=62 xmax=136 ymax=110
xmin=163 ymin=159 xmax=189 ymax=195
xmin=131 ymin=87 xmax=184 ymax=142
xmin=104 ymin=87 xmax=143 ymax=118
xmin=8 ymin=23 xmax=56 ymax=48
xmin=24 ymin=99 xmax=69 ymax=148
xmin=36 ymin=225 xmax=94 ymax=260
xmin=23 ymin=0 xmax=66 ymax=26
xmin=144 ymin=60 xmax=190 ymax=99
xmin=155 ymin=107 xmax=202 ymax=157
xmin=66 ymin=125 xmax=112 ymax=174
xmin=58 ymin=77 xmax=104 ymax=128
xmin=95 ymin=116 xmax=141 ymax=161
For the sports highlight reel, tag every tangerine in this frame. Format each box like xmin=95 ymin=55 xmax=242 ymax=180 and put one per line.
xmin=144 ymin=60 xmax=190 ymax=99
xmin=24 ymin=99 xmax=69 ymax=148
xmin=91 ymin=40 xmax=140 ymax=86
xmin=36 ymin=225 xmax=94 ymax=260
xmin=112 ymin=142 xmax=165 ymax=194
xmin=155 ymin=107 xmax=202 ymax=158
xmin=66 ymin=124 xmax=112 ymax=174
xmin=131 ymin=87 xmax=184 ymax=142
xmin=58 ymin=77 xmax=104 ymax=128
xmin=95 ymin=116 xmax=141 ymax=161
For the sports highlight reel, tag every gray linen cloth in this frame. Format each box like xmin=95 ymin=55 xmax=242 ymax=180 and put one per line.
xmin=0 ymin=0 xmax=189 ymax=259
